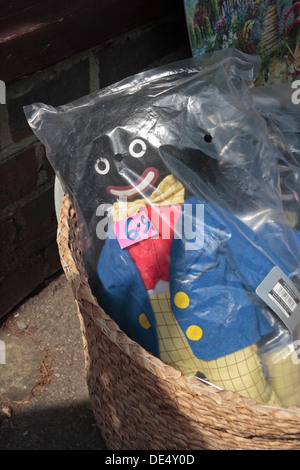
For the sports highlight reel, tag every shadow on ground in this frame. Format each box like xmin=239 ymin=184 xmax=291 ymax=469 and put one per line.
xmin=0 ymin=401 xmax=104 ymax=450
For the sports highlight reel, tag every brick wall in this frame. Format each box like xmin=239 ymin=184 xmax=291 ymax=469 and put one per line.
xmin=0 ymin=14 xmax=191 ymax=318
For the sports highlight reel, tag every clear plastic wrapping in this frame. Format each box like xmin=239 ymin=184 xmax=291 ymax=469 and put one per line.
xmin=25 ymin=49 xmax=300 ymax=406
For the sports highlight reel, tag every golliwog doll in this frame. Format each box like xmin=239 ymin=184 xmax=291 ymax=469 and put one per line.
xmin=25 ymin=50 xmax=300 ymax=406
xmin=93 ymin=128 xmax=300 ymax=406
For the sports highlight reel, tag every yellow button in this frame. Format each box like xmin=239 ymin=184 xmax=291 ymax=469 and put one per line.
xmin=139 ymin=313 xmax=151 ymax=330
xmin=174 ymin=292 xmax=190 ymax=309
xmin=186 ymin=325 xmax=203 ymax=341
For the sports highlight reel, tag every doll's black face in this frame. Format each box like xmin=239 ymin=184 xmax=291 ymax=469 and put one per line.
xmin=92 ymin=129 xmax=170 ymax=204
xmin=89 ymin=128 xmax=220 ymax=209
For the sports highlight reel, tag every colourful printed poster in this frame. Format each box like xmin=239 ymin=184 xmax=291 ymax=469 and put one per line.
xmin=183 ymin=0 xmax=300 ymax=85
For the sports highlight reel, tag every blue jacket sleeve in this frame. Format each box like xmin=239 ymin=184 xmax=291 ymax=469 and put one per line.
xmin=221 ymin=210 xmax=300 ymax=291
xmin=96 ymin=226 xmax=160 ymax=357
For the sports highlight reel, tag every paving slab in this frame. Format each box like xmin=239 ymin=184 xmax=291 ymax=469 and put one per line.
xmin=0 ymin=332 xmax=45 ymax=403
xmin=0 ymin=272 xmax=106 ymax=450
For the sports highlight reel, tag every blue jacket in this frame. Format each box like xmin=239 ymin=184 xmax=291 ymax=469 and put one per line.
xmin=96 ymin=196 xmax=300 ymax=360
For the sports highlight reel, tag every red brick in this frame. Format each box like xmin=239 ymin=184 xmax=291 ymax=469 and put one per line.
xmin=43 ymin=239 xmax=61 ymax=273
xmin=0 ymin=184 xmax=61 ymax=317
xmin=39 ymin=145 xmax=55 ymax=181
xmin=14 ymin=184 xmax=57 ymax=248
xmin=0 ymin=240 xmax=61 ymax=318
xmin=97 ymin=16 xmax=190 ymax=88
xmin=7 ymin=58 xmax=90 ymax=143
xmin=0 ymin=148 xmax=38 ymax=210
xmin=0 ymin=215 xmax=17 ymax=261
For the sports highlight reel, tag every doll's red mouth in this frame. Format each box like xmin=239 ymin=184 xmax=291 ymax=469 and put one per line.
xmin=106 ymin=167 xmax=159 ymax=199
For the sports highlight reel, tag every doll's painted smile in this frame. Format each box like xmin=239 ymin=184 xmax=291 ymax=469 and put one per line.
xmin=106 ymin=167 xmax=159 ymax=199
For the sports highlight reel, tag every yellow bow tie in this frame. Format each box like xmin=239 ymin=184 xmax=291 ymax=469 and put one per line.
xmin=112 ymin=174 xmax=185 ymax=222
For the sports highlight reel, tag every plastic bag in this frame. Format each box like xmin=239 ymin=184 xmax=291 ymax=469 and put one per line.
xmin=250 ymin=83 xmax=300 ymax=231
xmin=24 ymin=49 xmax=300 ymax=406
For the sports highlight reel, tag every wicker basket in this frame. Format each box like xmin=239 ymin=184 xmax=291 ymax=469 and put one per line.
xmin=57 ymin=194 xmax=300 ymax=450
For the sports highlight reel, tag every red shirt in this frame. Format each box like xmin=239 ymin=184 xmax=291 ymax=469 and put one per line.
xmin=128 ymin=205 xmax=181 ymax=290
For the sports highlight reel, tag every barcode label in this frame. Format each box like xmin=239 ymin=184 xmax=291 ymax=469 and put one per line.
xmin=268 ymin=280 xmax=298 ymax=318
xmin=256 ymin=266 xmax=300 ymax=339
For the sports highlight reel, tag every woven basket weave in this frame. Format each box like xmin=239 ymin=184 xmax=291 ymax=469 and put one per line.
xmin=57 ymin=194 xmax=300 ymax=450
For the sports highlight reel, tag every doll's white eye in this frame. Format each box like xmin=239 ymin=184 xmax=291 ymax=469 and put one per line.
xmin=129 ymin=139 xmax=147 ymax=158
xmin=95 ymin=157 xmax=110 ymax=175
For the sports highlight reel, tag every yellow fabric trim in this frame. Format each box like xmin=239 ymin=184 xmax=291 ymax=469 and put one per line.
xmin=112 ymin=174 xmax=185 ymax=222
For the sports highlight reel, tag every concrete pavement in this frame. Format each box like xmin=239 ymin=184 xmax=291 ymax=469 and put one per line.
xmin=0 ymin=272 xmax=106 ymax=450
